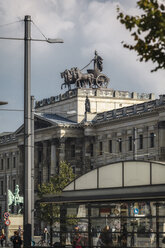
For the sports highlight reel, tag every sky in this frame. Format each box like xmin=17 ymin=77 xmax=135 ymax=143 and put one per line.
xmin=0 ymin=0 xmax=165 ymax=133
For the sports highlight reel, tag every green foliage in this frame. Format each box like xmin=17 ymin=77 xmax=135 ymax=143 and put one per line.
xmin=38 ymin=161 xmax=75 ymax=224
xmin=117 ymin=0 xmax=165 ymax=72
xmin=39 ymin=203 xmax=60 ymax=223
xmin=38 ymin=161 xmax=75 ymax=196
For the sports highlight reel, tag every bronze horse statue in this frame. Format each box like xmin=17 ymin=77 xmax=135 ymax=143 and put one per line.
xmin=61 ymin=67 xmax=94 ymax=90
xmin=74 ymin=68 xmax=94 ymax=88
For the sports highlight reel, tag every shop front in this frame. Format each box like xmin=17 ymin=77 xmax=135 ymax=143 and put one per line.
xmin=41 ymin=161 xmax=165 ymax=248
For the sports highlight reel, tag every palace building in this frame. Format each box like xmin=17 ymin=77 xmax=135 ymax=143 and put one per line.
xmin=0 ymin=52 xmax=165 ymax=247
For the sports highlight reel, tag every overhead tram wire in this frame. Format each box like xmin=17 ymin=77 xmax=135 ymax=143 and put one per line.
xmin=0 ymin=20 xmax=23 ymax=28
xmin=0 ymin=108 xmax=23 ymax=112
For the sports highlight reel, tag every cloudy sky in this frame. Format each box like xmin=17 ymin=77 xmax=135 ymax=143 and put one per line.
xmin=0 ymin=0 xmax=164 ymax=133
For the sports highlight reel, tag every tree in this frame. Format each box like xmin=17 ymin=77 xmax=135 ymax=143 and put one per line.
xmin=38 ymin=161 xmax=75 ymax=244
xmin=117 ymin=0 xmax=165 ymax=72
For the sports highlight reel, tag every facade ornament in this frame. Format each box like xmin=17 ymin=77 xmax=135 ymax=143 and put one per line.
xmin=61 ymin=51 xmax=109 ymax=90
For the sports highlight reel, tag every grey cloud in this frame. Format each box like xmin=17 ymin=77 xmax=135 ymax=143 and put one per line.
xmin=0 ymin=0 xmax=164 ymax=133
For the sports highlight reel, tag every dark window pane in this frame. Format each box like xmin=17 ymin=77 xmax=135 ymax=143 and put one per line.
xmin=109 ymin=140 xmax=112 ymax=153
xmin=150 ymin=133 xmax=155 ymax=148
xmin=139 ymin=134 xmax=143 ymax=149
xmin=129 ymin=136 xmax=133 ymax=151
xmin=71 ymin=145 xmax=75 ymax=157
xmin=99 ymin=142 xmax=103 ymax=155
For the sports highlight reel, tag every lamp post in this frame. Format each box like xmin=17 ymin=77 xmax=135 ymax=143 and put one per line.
xmin=24 ymin=15 xmax=63 ymax=247
xmin=0 ymin=15 xmax=63 ymax=247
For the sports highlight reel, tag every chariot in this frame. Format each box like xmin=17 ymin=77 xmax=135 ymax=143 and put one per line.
xmin=87 ymin=69 xmax=109 ymax=88
xmin=61 ymin=51 xmax=110 ymax=90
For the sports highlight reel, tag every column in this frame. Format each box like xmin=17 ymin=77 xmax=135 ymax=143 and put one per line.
xmin=42 ymin=141 xmax=48 ymax=182
xmin=59 ymin=138 xmax=65 ymax=162
xmin=133 ymin=127 xmax=137 ymax=160
xmin=158 ymin=121 xmax=165 ymax=160
xmin=51 ymin=141 xmax=57 ymax=176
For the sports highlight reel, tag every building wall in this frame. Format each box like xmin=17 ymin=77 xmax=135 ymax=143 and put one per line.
xmin=0 ymin=89 xmax=164 ymax=232
xmin=35 ymin=88 xmax=155 ymax=123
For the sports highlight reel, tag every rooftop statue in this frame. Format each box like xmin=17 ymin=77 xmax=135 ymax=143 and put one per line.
xmin=61 ymin=51 xmax=109 ymax=91
xmin=85 ymin=96 xmax=91 ymax=113
xmin=93 ymin=50 xmax=103 ymax=72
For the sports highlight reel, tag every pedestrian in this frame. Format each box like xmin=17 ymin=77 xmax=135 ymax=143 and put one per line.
xmin=18 ymin=226 xmax=22 ymax=237
xmin=12 ymin=231 xmax=22 ymax=248
xmin=72 ymin=233 xmax=83 ymax=248
xmin=0 ymin=233 xmax=5 ymax=247
xmin=100 ymin=225 xmax=112 ymax=247
xmin=150 ymin=229 xmax=155 ymax=246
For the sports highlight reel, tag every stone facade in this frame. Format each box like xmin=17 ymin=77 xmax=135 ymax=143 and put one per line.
xmin=35 ymin=88 xmax=155 ymax=123
xmin=0 ymin=88 xmax=164 ymax=234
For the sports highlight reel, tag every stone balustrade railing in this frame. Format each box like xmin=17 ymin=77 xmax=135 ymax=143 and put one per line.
xmin=35 ymin=88 xmax=154 ymax=109
xmin=94 ymin=95 xmax=165 ymax=123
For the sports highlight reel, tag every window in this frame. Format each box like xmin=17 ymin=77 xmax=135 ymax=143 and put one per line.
xmin=99 ymin=142 xmax=103 ymax=155
xmin=1 ymin=159 xmax=3 ymax=170
xmin=90 ymin=143 xmax=93 ymax=157
xmin=38 ymin=150 xmax=42 ymax=163
xmin=118 ymin=138 xmax=122 ymax=152
xmin=139 ymin=134 xmax=143 ymax=149
xmin=38 ymin=171 xmax=42 ymax=185
xmin=7 ymin=158 xmax=10 ymax=169
xmin=109 ymin=140 xmax=112 ymax=153
xmin=150 ymin=133 xmax=155 ymax=148
xmin=71 ymin=145 xmax=75 ymax=158
xmin=0 ymin=181 xmax=3 ymax=195
xmin=13 ymin=157 xmax=16 ymax=168
xmin=128 ymin=136 xmax=133 ymax=151
xmin=45 ymin=200 xmax=165 ymax=247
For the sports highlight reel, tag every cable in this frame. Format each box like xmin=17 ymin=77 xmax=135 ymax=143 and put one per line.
xmin=0 ymin=109 xmax=74 ymax=114
xmin=31 ymin=20 xmax=47 ymax=40
xmin=0 ymin=108 xmax=23 ymax=112
xmin=0 ymin=20 xmax=23 ymax=28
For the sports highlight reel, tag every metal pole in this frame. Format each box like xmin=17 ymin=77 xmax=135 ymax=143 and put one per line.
xmin=31 ymin=96 xmax=34 ymax=242
xmin=5 ymin=175 xmax=9 ymax=246
xmin=23 ymin=15 xmax=32 ymax=247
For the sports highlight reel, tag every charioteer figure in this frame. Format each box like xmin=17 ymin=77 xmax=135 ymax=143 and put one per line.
xmin=93 ymin=50 xmax=103 ymax=72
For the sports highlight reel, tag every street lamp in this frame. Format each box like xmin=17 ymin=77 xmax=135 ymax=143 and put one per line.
xmin=0 ymin=15 xmax=63 ymax=247
xmin=24 ymin=15 xmax=63 ymax=247
xmin=0 ymin=102 xmax=8 ymax=105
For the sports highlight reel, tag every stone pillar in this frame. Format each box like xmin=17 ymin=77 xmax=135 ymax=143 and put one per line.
xmin=58 ymin=138 xmax=65 ymax=162
xmin=133 ymin=127 xmax=137 ymax=160
xmin=82 ymin=137 xmax=88 ymax=174
xmin=51 ymin=141 xmax=57 ymax=176
xmin=42 ymin=141 xmax=48 ymax=182
xmin=158 ymin=121 xmax=165 ymax=160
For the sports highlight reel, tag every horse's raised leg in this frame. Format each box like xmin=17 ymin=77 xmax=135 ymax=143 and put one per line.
xmin=76 ymin=80 xmax=79 ymax=88
xmin=89 ymin=78 xmax=92 ymax=88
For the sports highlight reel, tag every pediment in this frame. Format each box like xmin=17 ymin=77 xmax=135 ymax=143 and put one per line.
xmin=15 ymin=115 xmax=53 ymax=135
